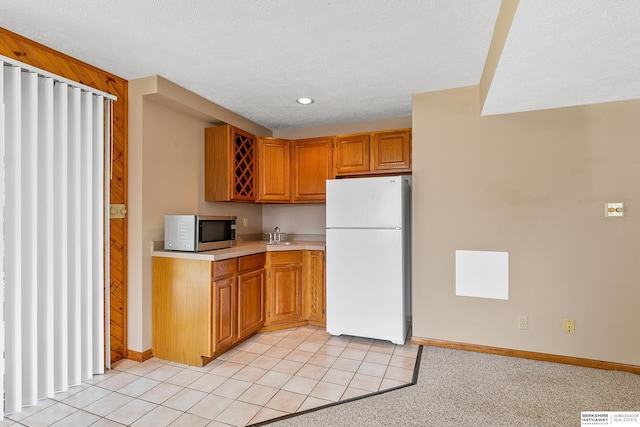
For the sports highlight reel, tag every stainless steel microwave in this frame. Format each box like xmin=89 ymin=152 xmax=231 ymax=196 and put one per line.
xmin=164 ymin=215 xmax=236 ymax=252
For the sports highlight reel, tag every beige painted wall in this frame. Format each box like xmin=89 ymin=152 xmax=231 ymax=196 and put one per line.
xmin=262 ymin=204 xmax=326 ymax=236
xmin=132 ymin=98 xmax=264 ymax=351
xmin=412 ymin=85 xmax=640 ymax=365
xmin=143 ymin=99 xmax=265 ymax=234
xmin=274 ymin=116 xmax=411 ymax=139
xmin=128 ymin=76 xmax=267 ymax=352
xmin=130 ymin=74 xmax=640 ymax=367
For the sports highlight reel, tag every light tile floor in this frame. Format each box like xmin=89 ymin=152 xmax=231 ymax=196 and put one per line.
xmin=2 ymin=326 xmax=420 ymax=427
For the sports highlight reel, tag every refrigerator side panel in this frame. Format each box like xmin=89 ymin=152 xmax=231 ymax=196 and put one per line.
xmin=326 ymin=176 xmax=403 ymax=229
xmin=326 ymin=228 xmax=406 ymax=344
xmin=403 ymin=177 xmax=412 ymax=320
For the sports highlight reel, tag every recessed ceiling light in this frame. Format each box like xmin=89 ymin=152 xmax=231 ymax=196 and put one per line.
xmin=296 ymin=97 xmax=314 ymax=105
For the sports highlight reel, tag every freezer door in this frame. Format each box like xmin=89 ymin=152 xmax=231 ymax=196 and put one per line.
xmin=326 ymin=228 xmax=407 ymax=344
xmin=326 ymin=176 xmax=404 ymax=229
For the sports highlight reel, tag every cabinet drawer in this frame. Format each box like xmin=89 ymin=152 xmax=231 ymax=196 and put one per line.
xmin=212 ymin=258 xmax=237 ymax=279
xmin=269 ymin=251 xmax=302 ymax=265
xmin=239 ymin=253 xmax=266 ymax=272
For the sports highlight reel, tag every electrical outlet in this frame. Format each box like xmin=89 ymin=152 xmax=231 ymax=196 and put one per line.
xmin=243 ymin=218 xmax=249 ymax=228
xmin=563 ymin=319 xmax=575 ymax=334
xmin=518 ymin=315 xmax=528 ymax=330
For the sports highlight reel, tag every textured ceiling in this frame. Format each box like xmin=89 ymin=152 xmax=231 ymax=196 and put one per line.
xmin=1 ymin=1 xmax=638 ymax=130
xmin=482 ymin=0 xmax=640 ymax=115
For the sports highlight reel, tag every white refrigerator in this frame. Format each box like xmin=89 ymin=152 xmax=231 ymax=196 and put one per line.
xmin=325 ymin=175 xmax=411 ymax=345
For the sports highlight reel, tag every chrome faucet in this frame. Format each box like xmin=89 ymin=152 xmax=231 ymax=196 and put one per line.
xmin=273 ymin=226 xmax=281 ymax=243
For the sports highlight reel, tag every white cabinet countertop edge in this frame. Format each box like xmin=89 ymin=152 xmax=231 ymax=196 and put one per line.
xmin=152 ymin=240 xmax=326 ymax=261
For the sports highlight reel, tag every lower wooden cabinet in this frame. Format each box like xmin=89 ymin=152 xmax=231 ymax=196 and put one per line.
xmin=152 ymin=258 xmax=214 ymax=367
xmin=212 ymin=253 xmax=266 ymax=358
xmin=213 ymin=275 xmax=236 ymax=351
xmin=152 ymin=249 xmax=325 ymax=365
xmin=265 ymin=251 xmax=302 ymax=327
xmin=152 ymin=253 xmax=265 ymax=366
xmin=303 ymin=250 xmax=326 ymax=326
xmin=237 ymin=268 xmax=266 ymax=340
xmin=263 ymin=250 xmax=326 ymax=330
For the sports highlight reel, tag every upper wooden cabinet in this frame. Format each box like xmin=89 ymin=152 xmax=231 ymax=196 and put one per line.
xmin=334 ymin=133 xmax=370 ymax=175
xmin=205 ymin=125 xmax=257 ymax=202
xmin=293 ymin=137 xmax=334 ymax=203
xmin=335 ymin=128 xmax=411 ymax=176
xmin=257 ymin=136 xmax=334 ymax=203
xmin=205 ymin=125 xmax=410 ymax=204
xmin=372 ymin=129 xmax=412 ymax=172
xmin=257 ymin=137 xmax=292 ymax=203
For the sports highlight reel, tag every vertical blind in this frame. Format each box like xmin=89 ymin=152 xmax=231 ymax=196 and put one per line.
xmin=0 ymin=55 xmax=115 ymax=416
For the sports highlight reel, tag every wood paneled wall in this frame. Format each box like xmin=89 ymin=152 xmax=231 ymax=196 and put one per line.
xmin=0 ymin=27 xmax=129 ymax=364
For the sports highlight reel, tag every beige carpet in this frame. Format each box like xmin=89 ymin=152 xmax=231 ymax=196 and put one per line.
xmin=262 ymin=346 xmax=640 ymax=426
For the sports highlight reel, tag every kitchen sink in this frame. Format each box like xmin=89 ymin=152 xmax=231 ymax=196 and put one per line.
xmin=260 ymin=241 xmax=292 ymax=246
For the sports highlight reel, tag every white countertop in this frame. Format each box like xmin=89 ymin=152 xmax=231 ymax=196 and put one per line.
xmin=152 ymin=240 xmax=325 ymax=261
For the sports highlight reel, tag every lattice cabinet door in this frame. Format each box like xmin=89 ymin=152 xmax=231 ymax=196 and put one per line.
xmin=231 ymin=127 xmax=257 ymax=201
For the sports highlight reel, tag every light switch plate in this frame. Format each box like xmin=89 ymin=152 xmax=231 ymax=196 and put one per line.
xmin=605 ymin=202 xmax=624 ymax=217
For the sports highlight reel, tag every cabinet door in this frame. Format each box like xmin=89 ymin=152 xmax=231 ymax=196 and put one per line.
xmin=293 ymin=137 xmax=333 ymax=202
xmin=237 ymin=268 xmax=265 ymax=340
xmin=268 ymin=265 xmax=302 ymax=324
xmin=303 ymin=251 xmax=326 ymax=326
xmin=371 ymin=129 xmax=411 ymax=172
xmin=214 ymin=276 xmax=236 ymax=351
xmin=205 ymin=125 xmax=231 ymax=201
xmin=152 ymin=258 xmax=213 ymax=366
xmin=257 ymin=137 xmax=292 ymax=202
xmin=334 ymin=133 xmax=370 ymax=175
